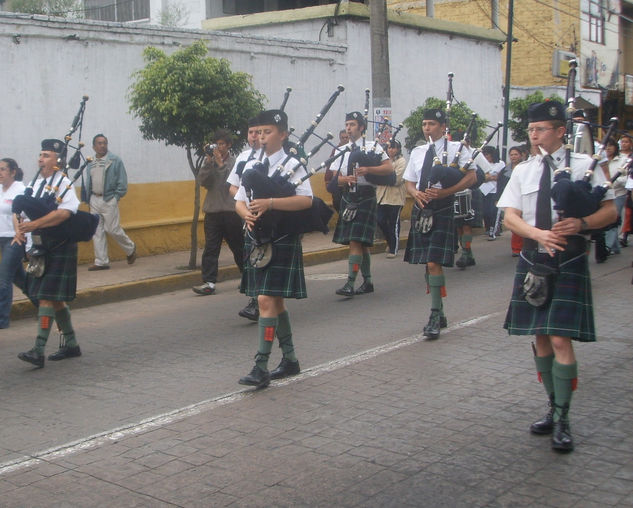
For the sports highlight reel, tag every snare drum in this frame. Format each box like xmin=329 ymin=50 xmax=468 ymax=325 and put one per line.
xmin=454 ymin=189 xmax=474 ymax=220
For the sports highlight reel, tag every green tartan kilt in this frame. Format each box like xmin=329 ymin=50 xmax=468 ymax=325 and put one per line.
xmin=333 ymin=190 xmax=377 ymax=246
xmin=241 ymin=233 xmax=307 ymax=299
xmin=404 ymin=205 xmax=455 ymax=267
xmin=504 ymin=249 xmax=596 ymax=342
xmin=26 ymin=240 xmax=78 ymax=302
xmin=454 ymin=188 xmax=483 ymax=228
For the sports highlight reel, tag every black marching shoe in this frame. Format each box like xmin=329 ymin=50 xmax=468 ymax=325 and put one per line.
xmin=552 ymin=419 xmax=574 ymax=452
xmin=455 ymin=253 xmax=475 ymax=269
xmin=270 ymin=358 xmax=301 ymax=380
xmin=355 ymin=280 xmax=374 ymax=295
xmin=48 ymin=345 xmax=82 ymax=361
xmin=238 ymin=298 xmax=259 ymax=321
xmin=440 ymin=315 xmax=448 ymax=329
xmin=238 ymin=365 xmax=270 ymax=388
xmin=18 ymin=348 xmax=44 ymax=368
xmin=335 ymin=281 xmax=355 ymax=297
xmin=530 ymin=396 xmax=554 ymax=435
xmin=423 ymin=310 xmax=441 ymax=340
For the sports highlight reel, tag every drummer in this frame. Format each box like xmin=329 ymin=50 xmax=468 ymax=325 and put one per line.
xmin=403 ymin=109 xmax=476 ymax=340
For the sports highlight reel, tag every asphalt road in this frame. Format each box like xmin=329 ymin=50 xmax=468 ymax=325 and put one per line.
xmin=0 ymin=233 xmax=631 ymax=502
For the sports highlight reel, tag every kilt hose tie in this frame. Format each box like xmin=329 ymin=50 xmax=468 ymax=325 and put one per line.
xmin=552 ymin=360 xmax=578 ymax=422
xmin=276 ymin=310 xmax=297 ymax=362
xmin=255 ymin=316 xmax=278 ymax=370
xmin=55 ymin=306 xmax=78 ymax=348
xmin=35 ymin=306 xmax=56 ymax=354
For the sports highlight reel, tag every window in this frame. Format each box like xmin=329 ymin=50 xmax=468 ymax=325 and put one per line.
xmin=84 ymin=0 xmax=150 ymax=22
xmin=584 ymin=0 xmax=605 ymax=44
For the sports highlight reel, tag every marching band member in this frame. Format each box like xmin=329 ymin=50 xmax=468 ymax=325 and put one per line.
xmin=403 ymin=109 xmax=475 ymax=340
xmin=332 ymin=111 xmax=393 ymax=297
xmin=228 ymin=115 xmax=263 ymax=321
xmin=498 ymin=101 xmax=616 ymax=452
xmin=15 ymin=139 xmax=83 ymax=368
xmin=235 ymin=109 xmax=312 ymax=388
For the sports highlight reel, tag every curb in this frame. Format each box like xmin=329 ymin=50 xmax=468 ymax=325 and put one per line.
xmin=10 ymin=238 xmax=405 ymax=322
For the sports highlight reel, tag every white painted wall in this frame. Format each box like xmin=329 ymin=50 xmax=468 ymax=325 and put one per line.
xmin=0 ymin=12 xmax=503 ymax=186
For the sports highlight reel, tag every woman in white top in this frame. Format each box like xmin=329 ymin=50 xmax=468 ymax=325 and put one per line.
xmin=601 ymin=138 xmax=627 ymax=255
xmin=0 ymin=158 xmax=27 ymax=328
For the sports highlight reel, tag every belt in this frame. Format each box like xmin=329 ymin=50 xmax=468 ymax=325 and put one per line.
xmin=523 ymin=235 xmax=587 ymax=256
xmin=92 ymin=192 xmax=103 ymax=196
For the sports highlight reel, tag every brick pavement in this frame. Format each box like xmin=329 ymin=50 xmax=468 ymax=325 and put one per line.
xmin=1 ymin=261 xmax=631 ymax=507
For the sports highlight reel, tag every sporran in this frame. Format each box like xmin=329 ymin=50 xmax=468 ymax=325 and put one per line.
xmin=521 ymin=263 xmax=558 ymax=308
xmin=341 ymin=202 xmax=358 ymax=222
xmin=413 ymin=206 xmax=434 ymax=234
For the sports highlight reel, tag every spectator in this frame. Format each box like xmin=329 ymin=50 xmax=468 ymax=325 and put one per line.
xmin=376 ymin=140 xmax=406 ymax=258
xmin=82 ymin=134 xmax=136 ymax=271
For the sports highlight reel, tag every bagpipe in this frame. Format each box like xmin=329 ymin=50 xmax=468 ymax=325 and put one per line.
xmin=234 ymin=88 xmax=293 ymax=179
xmin=240 ymin=86 xmax=346 ymax=255
xmin=12 ymin=96 xmax=99 ymax=245
xmin=346 ymin=89 xmax=399 ymax=187
xmin=426 ymin=73 xmax=503 ymax=189
xmin=549 ymin=59 xmax=620 ymax=220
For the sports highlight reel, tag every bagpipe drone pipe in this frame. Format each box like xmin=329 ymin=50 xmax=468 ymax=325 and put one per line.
xmin=12 ymin=96 xmax=99 ymax=244
xmin=240 ymin=85 xmax=346 ymax=244
xmin=345 ymin=89 xmax=399 ymax=187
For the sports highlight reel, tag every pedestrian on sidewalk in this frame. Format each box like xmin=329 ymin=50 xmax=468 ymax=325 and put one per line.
xmin=376 ymin=140 xmax=406 ymax=258
xmin=228 ymin=115 xmax=263 ymax=321
xmin=192 ymin=129 xmax=243 ymax=296
xmin=332 ymin=111 xmax=393 ymax=297
xmin=0 ymin=158 xmax=29 ymax=328
xmin=403 ymin=109 xmax=476 ymax=340
xmin=235 ymin=109 xmax=311 ymax=388
xmin=82 ymin=134 xmax=136 ymax=271
xmin=498 ymin=101 xmax=617 ymax=452
xmin=16 ymin=139 xmax=84 ymax=368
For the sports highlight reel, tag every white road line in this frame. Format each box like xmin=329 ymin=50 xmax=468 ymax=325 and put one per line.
xmin=0 ymin=311 xmax=501 ymax=476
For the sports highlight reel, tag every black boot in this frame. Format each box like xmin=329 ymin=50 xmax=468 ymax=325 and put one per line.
xmin=355 ymin=280 xmax=374 ymax=295
xmin=238 ymin=365 xmax=270 ymax=388
xmin=335 ymin=281 xmax=355 ymax=297
xmin=551 ymin=404 xmax=574 ymax=452
xmin=530 ymin=395 xmax=554 ymax=435
xmin=48 ymin=345 xmax=82 ymax=361
xmin=270 ymin=358 xmax=301 ymax=380
xmin=238 ymin=298 xmax=259 ymax=321
xmin=18 ymin=348 xmax=45 ymax=368
xmin=423 ymin=309 xmax=441 ymax=340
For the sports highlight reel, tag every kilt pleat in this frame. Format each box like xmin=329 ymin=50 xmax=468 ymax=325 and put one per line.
xmin=504 ymin=250 xmax=596 ymax=342
xmin=404 ymin=206 xmax=455 ymax=266
xmin=241 ymin=233 xmax=307 ymax=299
xmin=26 ymin=241 xmax=78 ymax=302
xmin=333 ymin=192 xmax=377 ymax=246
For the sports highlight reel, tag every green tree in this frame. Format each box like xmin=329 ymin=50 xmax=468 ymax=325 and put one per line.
xmin=402 ymin=97 xmax=488 ymax=152
xmin=5 ymin=0 xmax=83 ymax=17
xmin=128 ymin=41 xmax=265 ymax=269
xmin=508 ymin=91 xmax=563 ymax=144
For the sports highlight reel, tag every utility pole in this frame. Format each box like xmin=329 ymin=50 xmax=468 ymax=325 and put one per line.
xmin=369 ymin=0 xmax=392 ymax=142
xmin=501 ymin=0 xmax=514 ymax=161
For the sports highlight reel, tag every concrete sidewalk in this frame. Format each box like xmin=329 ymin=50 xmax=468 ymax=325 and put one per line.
xmin=10 ymin=223 xmax=411 ymax=321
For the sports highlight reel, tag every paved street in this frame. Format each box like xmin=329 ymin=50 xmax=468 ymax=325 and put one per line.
xmin=0 ymin=234 xmax=631 ymax=506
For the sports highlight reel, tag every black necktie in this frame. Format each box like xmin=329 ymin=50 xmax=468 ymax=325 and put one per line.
xmin=258 ymin=158 xmax=269 ymax=175
xmin=34 ymin=178 xmax=47 ymax=199
xmin=536 ymin=159 xmax=552 ymax=230
xmin=418 ymin=144 xmax=435 ymax=190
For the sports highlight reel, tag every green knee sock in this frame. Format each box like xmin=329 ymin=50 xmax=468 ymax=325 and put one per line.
xmin=461 ymin=234 xmax=473 ymax=254
xmin=276 ymin=310 xmax=297 ymax=362
xmin=255 ymin=317 xmax=278 ymax=370
xmin=360 ymin=252 xmax=372 ymax=282
xmin=428 ymin=274 xmax=445 ymax=311
xmin=348 ymin=254 xmax=362 ymax=283
xmin=534 ymin=354 xmax=555 ymax=398
xmin=34 ymin=307 xmax=56 ymax=354
xmin=552 ymin=360 xmax=578 ymax=422
xmin=54 ymin=307 xmax=78 ymax=347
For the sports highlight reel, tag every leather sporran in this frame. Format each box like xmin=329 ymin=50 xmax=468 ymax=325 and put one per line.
xmin=521 ymin=263 xmax=558 ymax=308
xmin=248 ymin=242 xmax=273 ymax=269
xmin=341 ymin=202 xmax=358 ymax=222
xmin=413 ymin=207 xmax=434 ymax=234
